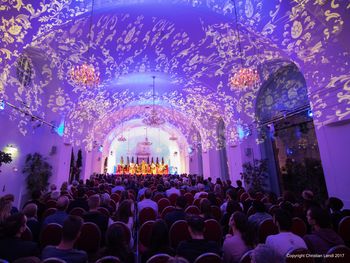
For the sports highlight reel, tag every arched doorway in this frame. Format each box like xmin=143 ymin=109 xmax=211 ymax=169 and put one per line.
xmin=256 ymin=63 xmax=328 ymax=201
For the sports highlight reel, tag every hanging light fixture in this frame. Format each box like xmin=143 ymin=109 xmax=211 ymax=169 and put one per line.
xmin=169 ymin=107 xmax=178 ymax=141
xmin=143 ymin=76 xmax=165 ymax=126
xmin=229 ymin=0 xmax=259 ymax=91
xmin=117 ymin=119 xmax=127 ymax=142
xmin=69 ymin=0 xmax=100 ymax=87
xmin=142 ymin=127 xmax=152 ymax=146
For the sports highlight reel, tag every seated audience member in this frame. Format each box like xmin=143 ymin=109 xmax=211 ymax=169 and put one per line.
xmin=43 ymin=195 xmax=69 ymax=227
xmin=220 ymin=189 xmax=238 ymax=213
xmin=326 ymin=197 xmax=344 ymax=231
xmin=0 ymin=213 xmax=39 ymax=261
xmin=42 ymin=215 xmax=87 ymax=263
xmin=248 ymin=200 xmax=272 ymax=227
xmin=2 ymin=194 xmax=19 ymax=214
xmin=251 ymin=244 xmax=278 ymax=263
xmin=303 ymin=206 xmax=344 ymax=255
xmin=22 ymin=203 xmax=40 ymax=242
xmin=97 ymin=223 xmax=134 ymax=263
xmin=112 ymin=178 xmax=125 ymax=193
xmin=236 ymin=180 xmax=244 ymax=192
xmin=221 ymin=200 xmax=242 ymax=236
xmin=100 ymin=193 xmax=114 ymax=214
xmin=83 ymin=194 xmax=109 ymax=238
xmin=166 ymin=181 xmax=181 ymax=197
xmin=0 ymin=196 xmax=12 ymax=226
xmin=223 ymin=212 xmax=253 ymax=263
xmin=137 ymin=189 xmax=158 ymax=215
xmin=265 ymin=209 xmax=307 ymax=260
xmin=207 ymin=192 xmax=219 ymax=206
xmin=137 ymin=181 xmax=149 ymax=200
xmin=176 ymin=215 xmax=221 ymax=263
xmin=67 ymin=187 xmax=89 ymax=213
xmin=22 ymin=190 xmax=46 ymax=219
xmin=214 ymin=184 xmax=224 ymax=199
xmin=115 ymin=200 xmax=134 ymax=231
xmin=142 ymin=219 xmax=175 ymax=263
xmin=199 ymin=198 xmax=213 ymax=220
xmin=193 ymin=184 xmax=207 ymax=199
xmin=153 ymin=184 xmax=166 ymax=197
xmin=164 ymin=196 xmax=187 ymax=228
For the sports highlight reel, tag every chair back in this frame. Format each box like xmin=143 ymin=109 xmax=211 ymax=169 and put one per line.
xmin=110 ymin=193 xmax=120 ymax=203
xmin=42 ymin=258 xmax=66 ymax=263
xmin=291 ymin=217 xmax=307 ymax=237
xmin=146 ymin=253 xmax=171 ymax=263
xmin=285 ymin=248 xmax=313 ymax=263
xmin=42 ymin=208 xmax=57 ymax=219
xmin=324 ymin=245 xmax=350 ymax=263
xmin=109 ymin=221 xmax=131 ymax=246
xmin=185 ymin=205 xmax=200 ymax=215
xmin=139 ymin=220 xmax=155 ymax=249
xmin=153 ymin=193 xmax=164 ymax=203
xmin=161 ymin=206 xmax=176 ymax=219
xmin=240 ymin=192 xmax=249 ymax=202
xmin=75 ymin=222 xmax=101 ymax=253
xmin=258 ymin=219 xmax=278 ymax=243
xmin=40 ymin=223 xmax=62 ymax=247
xmin=194 ymin=253 xmax=222 ymax=263
xmin=211 ymin=206 xmax=222 ymax=221
xmin=21 ymin=226 xmax=33 ymax=241
xmin=193 ymin=198 xmax=202 ymax=208
xmin=97 ymin=207 xmax=110 ymax=217
xmin=268 ymin=205 xmax=279 ymax=215
xmin=184 ymin=193 xmax=194 ymax=206
xmin=239 ymin=250 xmax=253 ymax=263
xmin=69 ymin=207 xmax=86 ymax=217
xmin=139 ymin=207 xmax=157 ymax=225
xmin=169 ymin=220 xmax=191 ymax=248
xmin=109 ymin=199 xmax=116 ymax=212
xmin=169 ymin=194 xmax=178 ymax=206
xmin=204 ymin=219 xmax=222 ymax=243
xmin=338 ymin=216 xmax=350 ymax=245
xmin=95 ymin=256 xmax=121 ymax=263
xmin=247 ymin=206 xmax=256 ymax=217
xmin=158 ymin=198 xmax=171 ymax=213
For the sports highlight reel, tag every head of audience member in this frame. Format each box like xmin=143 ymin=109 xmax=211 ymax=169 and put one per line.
xmin=214 ymin=184 xmax=222 ymax=194
xmin=251 ymin=244 xmax=278 ymax=263
xmin=252 ymin=200 xmax=267 ymax=213
xmin=76 ymin=187 xmax=86 ymax=199
xmin=60 ymin=215 xmax=83 ymax=245
xmin=88 ymin=194 xmax=100 ymax=211
xmin=187 ymin=215 xmax=205 ymax=239
xmin=326 ymin=197 xmax=344 ymax=213
xmin=307 ymin=206 xmax=331 ymax=230
xmin=0 ymin=197 xmax=12 ymax=224
xmin=2 ymin=194 xmax=15 ymax=202
xmin=105 ymin=223 xmax=129 ymax=252
xmin=279 ymin=201 xmax=294 ymax=216
xmin=156 ymin=184 xmax=164 ymax=193
xmin=236 ymin=180 xmax=243 ymax=188
xmin=273 ymin=208 xmax=292 ymax=232
xmin=100 ymin=193 xmax=111 ymax=206
xmin=116 ymin=200 xmax=133 ymax=223
xmin=197 ymin=184 xmax=205 ymax=192
xmin=22 ymin=203 xmax=38 ymax=219
xmin=229 ymin=211 xmax=254 ymax=247
xmin=144 ymin=189 xmax=152 ymax=199
xmin=207 ymin=192 xmax=218 ymax=206
xmin=226 ymin=189 xmax=238 ymax=201
xmin=56 ymin=196 xmax=69 ymax=211
xmin=200 ymin=198 xmax=212 ymax=218
xmin=167 ymin=256 xmax=190 ymax=263
xmin=2 ymin=212 xmax=27 ymax=238
xmin=150 ymin=219 xmax=170 ymax=251
xmin=226 ymin=200 xmax=242 ymax=215
xmin=176 ymin=196 xmax=187 ymax=210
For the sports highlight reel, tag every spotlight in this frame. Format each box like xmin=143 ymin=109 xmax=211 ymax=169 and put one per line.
xmin=307 ymin=109 xmax=313 ymax=118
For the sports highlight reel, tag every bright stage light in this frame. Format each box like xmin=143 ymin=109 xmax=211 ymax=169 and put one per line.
xmin=0 ymin=99 xmax=5 ymax=110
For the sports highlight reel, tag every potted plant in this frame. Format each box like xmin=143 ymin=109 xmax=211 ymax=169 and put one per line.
xmin=241 ymin=159 xmax=268 ymax=193
xmin=22 ymin=153 xmax=52 ymax=195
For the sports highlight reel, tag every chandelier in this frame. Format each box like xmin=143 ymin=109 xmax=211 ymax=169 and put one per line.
xmin=230 ymin=67 xmax=259 ymax=89
xmin=69 ymin=0 xmax=100 ymax=87
xmin=70 ymin=63 xmax=100 ymax=87
xmin=229 ymin=0 xmax=260 ymax=91
xmin=141 ymin=127 xmax=152 ymax=146
xmin=117 ymin=118 xmax=127 ymax=142
xmin=143 ymin=76 xmax=165 ymax=126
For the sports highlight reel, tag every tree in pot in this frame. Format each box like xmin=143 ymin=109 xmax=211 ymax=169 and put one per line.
xmin=23 ymin=153 xmax=52 ymax=195
xmin=241 ymin=159 xmax=268 ymax=193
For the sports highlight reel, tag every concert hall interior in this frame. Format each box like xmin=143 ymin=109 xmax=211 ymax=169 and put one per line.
xmin=0 ymin=2 xmax=350 ymax=260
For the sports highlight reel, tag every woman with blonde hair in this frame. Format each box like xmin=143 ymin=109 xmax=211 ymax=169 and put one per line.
xmin=0 ymin=197 xmax=12 ymax=225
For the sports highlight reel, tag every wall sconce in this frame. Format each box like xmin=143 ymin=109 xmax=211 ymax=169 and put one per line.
xmin=3 ymin=145 xmax=18 ymax=158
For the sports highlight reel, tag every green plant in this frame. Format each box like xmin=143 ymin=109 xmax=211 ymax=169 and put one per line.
xmin=0 ymin=151 xmax=12 ymax=167
xmin=23 ymin=153 xmax=52 ymax=194
xmin=241 ymin=159 xmax=268 ymax=193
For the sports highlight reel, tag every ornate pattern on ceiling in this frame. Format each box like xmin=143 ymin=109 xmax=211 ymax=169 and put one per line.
xmin=0 ymin=0 xmax=349 ymax=150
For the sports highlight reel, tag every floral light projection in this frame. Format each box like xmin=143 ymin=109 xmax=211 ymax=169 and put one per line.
xmin=0 ymin=0 xmax=349 ymax=150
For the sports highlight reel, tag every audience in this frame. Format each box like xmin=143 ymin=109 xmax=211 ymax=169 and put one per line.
xmin=67 ymin=187 xmax=89 ymax=213
xmin=0 ymin=213 xmax=39 ymax=261
xmin=177 ymin=215 xmax=221 ymax=263
xmin=199 ymin=198 xmax=213 ymax=220
xmin=43 ymin=195 xmax=69 ymax=227
xmin=248 ymin=200 xmax=272 ymax=227
xmin=41 ymin=215 xmax=87 ymax=263
xmin=22 ymin=203 xmax=40 ymax=242
xmin=137 ymin=188 xmax=158 ymax=215
xmin=303 ymin=206 xmax=344 ymax=255
xmin=265 ymin=208 xmax=307 ymax=260
xmin=251 ymin=244 xmax=278 ymax=263
xmin=223 ymin=211 xmax=253 ymax=263
xmin=164 ymin=196 xmax=187 ymax=228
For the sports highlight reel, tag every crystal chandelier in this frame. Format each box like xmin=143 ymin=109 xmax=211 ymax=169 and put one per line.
xmin=117 ymin=118 xmax=127 ymax=142
xmin=143 ymin=76 xmax=165 ymax=126
xmin=70 ymin=63 xmax=100 ymax=87
xmin=229 ymin=0 xmax=260 ymax=91
xmin=69 ymin=0 xmax=100 ymax=87
xmin=141 ymin=127 xmax=152 ymax=146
